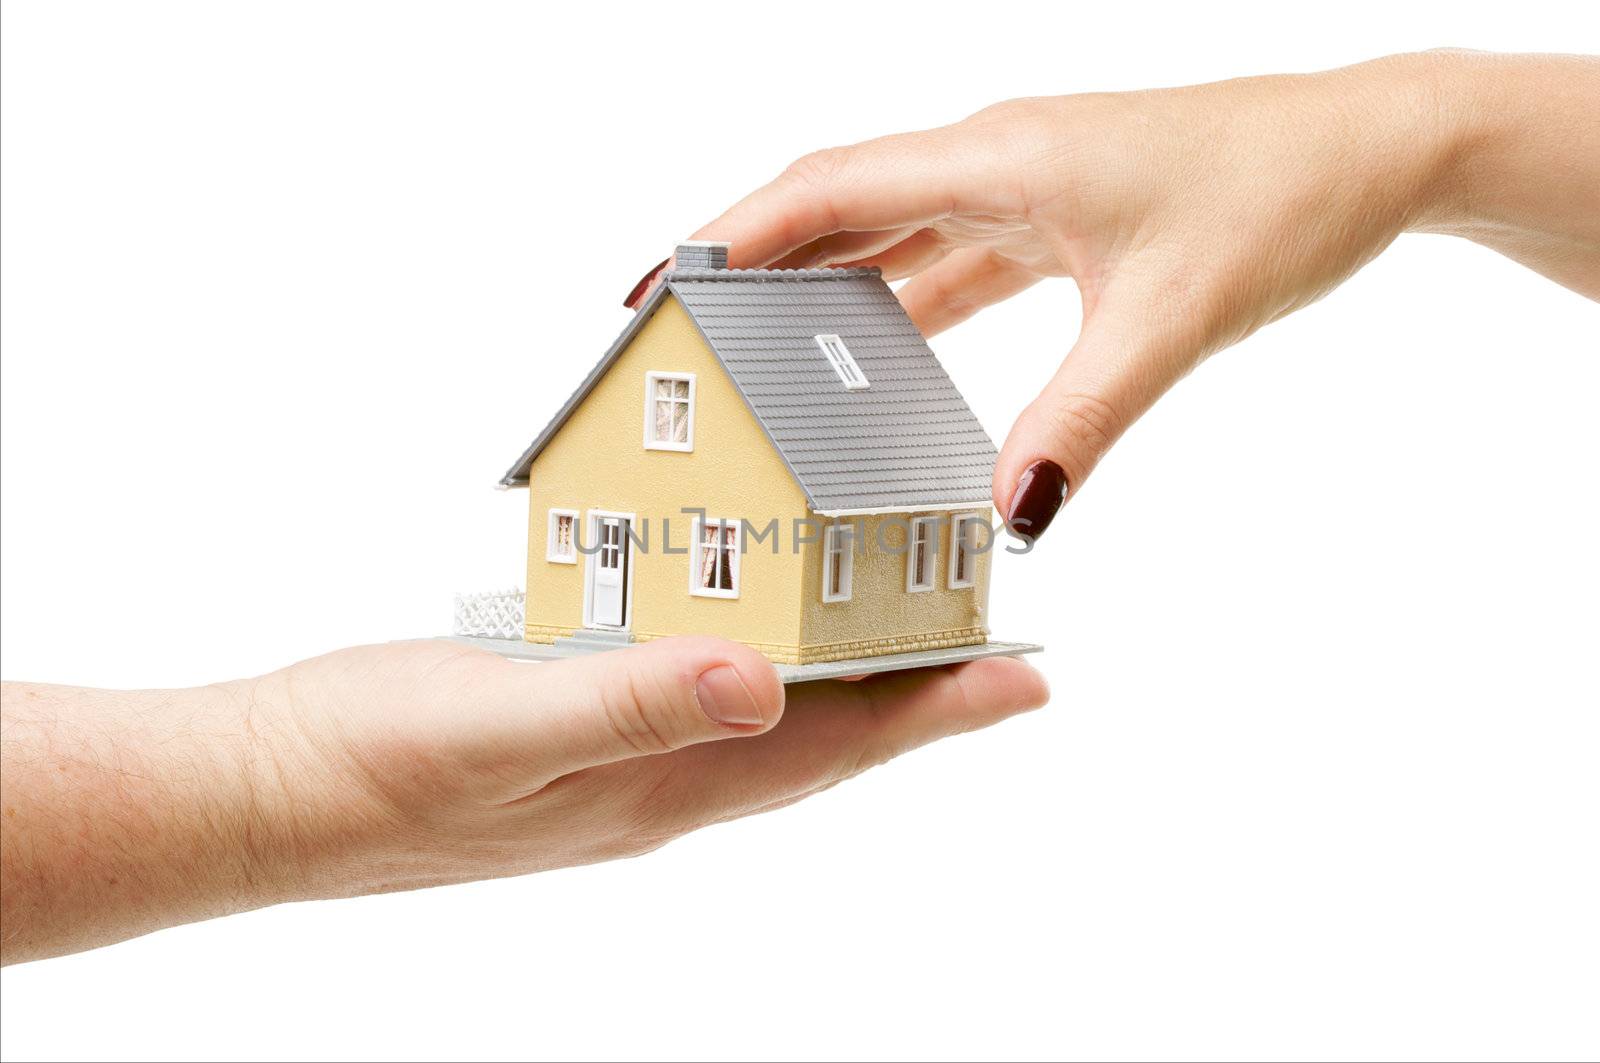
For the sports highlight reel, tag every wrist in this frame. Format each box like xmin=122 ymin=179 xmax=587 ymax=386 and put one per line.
xmin=1395 ymin=50 xmax=1506 ymax=234
xmin=145 ymin=677 xmax=326 ymax=914
xmin=1391 ymin=50 xmax=1599 ymax=238
xmin=219 ymin=668 xmax=396 ymax=906
xmin=1326 ymin=51 xmax=1487 ymax=236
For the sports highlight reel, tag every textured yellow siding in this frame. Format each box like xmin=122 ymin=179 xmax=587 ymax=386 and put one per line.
xmin=524 ymin=297 xmax=809 ymax=660
xmin=797 ymin=511 xmax=992 ymax=663
xmin=522 ymin=294 xmax=995 ymax=665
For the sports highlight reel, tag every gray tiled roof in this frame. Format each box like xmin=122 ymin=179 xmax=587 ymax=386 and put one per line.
xmin=500 ymin=266 xmax=998 ymax=514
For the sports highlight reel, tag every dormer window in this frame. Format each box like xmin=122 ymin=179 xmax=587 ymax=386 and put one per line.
xmin=815 ymin=334 xmax=869 ymax=391
xmin=644 ymin=372 xmax=695 ymax=451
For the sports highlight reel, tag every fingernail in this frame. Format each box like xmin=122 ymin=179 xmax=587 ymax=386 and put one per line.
xmin=623 ymin=257 xmax=670 ymax=309
xmin=695 ymin=665 xmax=766 ymax=727
xmin=1005 ymin=459 xmax=1069 ymax=543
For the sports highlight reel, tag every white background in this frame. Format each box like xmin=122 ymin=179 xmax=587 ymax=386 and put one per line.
xmin=3 ymin=2 xmax=1597 ymax=1060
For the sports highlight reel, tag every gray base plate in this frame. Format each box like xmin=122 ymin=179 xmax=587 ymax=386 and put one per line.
xmin=451 ymin=635 xmax=1044 ymax=684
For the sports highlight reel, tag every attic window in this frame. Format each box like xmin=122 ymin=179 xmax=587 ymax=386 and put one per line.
xmin=644 ymin=372 xmax=695 ymax=451
xmin=814 ymin=334 xmax=870 ymax=391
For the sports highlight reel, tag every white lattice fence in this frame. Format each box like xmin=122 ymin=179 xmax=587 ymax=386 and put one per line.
xmin=453 ymin=589 xmax=526 ymax=639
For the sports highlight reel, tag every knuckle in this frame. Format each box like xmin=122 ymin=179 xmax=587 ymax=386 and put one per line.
xmin=842 ymin=732 xmax=898 ymax=783
xmin=596 ymin=820 xmax=678 ymax=863
xmin=838 ymin=686 xmax=902 ymax=781
xmin=783 ymin=146 xmax=851 ymax=190
xmin=961 ymin=96 xmax=1063 ymax=154
xmin=925 ymin=261 xmax=984 ymax=319
xmin=1041 ymin=391 xmax=1122 ymax=466
xmin=598 ymin=665 xmax=677 ymax=756
xmin=966 ymin=96 xmax=1047 ymax=126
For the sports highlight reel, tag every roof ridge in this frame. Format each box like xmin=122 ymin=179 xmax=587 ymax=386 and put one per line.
xmin=666 ymin=266 xmax=881 ymax=282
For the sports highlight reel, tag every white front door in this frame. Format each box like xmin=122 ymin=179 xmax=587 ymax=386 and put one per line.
xmin=589 ymin=515 xmax=630 ymax=628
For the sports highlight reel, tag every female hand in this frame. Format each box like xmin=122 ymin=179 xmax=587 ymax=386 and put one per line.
xmin=667 ymin=51 xmax=1599 ymax=542
xmin=0 ymin=638 xmax=1047 ymax=964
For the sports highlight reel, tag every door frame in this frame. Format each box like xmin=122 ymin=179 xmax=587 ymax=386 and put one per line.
xmin=581 ymin=509 xmax=637 ymax=632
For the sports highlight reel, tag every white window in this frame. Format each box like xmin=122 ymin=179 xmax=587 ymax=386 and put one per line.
xmin=644 ymin=372 xmax=695 ymax=451
xmin=948 ymin=513 xmax=985 ymax=589
xmin=814 ymin=334 xmax=869 ymax=391
xmin=597 ymin=519 xmax=624 ymax=570
xmin=906 ymin=516 xmax=939 ymax=592
xmin=691 ymin=517 xmax=740 ymax=598
xmin=547 ymin=508 xmax=578 ymax=563
xmin=822 ymin=523 xmax=855 ymax=603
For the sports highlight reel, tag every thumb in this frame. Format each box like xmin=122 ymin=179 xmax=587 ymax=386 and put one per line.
xmin=463 ymin=636 xmax=786 ymax=790
xmin=994 ymin=279 xmax=1208 ymax=544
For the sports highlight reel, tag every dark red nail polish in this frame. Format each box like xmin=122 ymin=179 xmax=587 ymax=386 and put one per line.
xmin=623 ymin=257 xmax=671 ymax=309
xmin=1005 ymin=460 xmax=1069 ymax=543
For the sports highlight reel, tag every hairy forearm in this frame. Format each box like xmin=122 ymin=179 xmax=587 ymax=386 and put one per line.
xmin=1416 ymin=50 xmax=1600 ymax=297
xmin=0 ymin=679 xmax=290 ymax=964
xmin=1 ymin=639 xmax=1047 ymax=968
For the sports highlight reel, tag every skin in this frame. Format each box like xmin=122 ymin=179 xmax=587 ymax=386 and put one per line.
xmin=4 ymin=49 xmax=1596 ymax=966
xmin=1 ymin=639 xmax=1048 ymax=964
xmin=686 ymin=50 xmax=1599 ymax=517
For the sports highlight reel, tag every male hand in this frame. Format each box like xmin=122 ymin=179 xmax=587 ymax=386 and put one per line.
xmin=1 ymin=638 xmax=1047 ymax=963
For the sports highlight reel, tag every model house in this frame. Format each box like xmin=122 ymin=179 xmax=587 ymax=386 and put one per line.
xmin=499 ymin=241 xmax=1001 ymax=666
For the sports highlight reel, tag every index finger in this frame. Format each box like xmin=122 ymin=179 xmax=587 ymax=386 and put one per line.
xmin=691 ymin=122 xmax=1017 ymax=269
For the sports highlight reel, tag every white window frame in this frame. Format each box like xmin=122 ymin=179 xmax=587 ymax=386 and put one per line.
xmin=947 ymin=513 xmax=984 ymax=589
xmin=643 ymin=371 xmax=696 ymax=452
xmin=906 ymin=516 xmax=939 ymax=593
xmin=546 ymin=507 xmax=579 ymax=564
xmin=689 ymin=516 xmax=741 ymax=599
xmin=822 ymin=523 xmax=855 ymax=603
xmin=814 ymin=334 xmax=870 ymax=391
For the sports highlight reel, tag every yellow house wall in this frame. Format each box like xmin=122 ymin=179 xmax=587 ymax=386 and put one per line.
xmin=524 ymin=296 xmax=810 ymax=661
xmin=797 ymin=511 xmax=993 ymax=664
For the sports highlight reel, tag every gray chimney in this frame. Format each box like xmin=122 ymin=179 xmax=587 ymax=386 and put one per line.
xmin=675 ymin=240 xmax=730 ymax=270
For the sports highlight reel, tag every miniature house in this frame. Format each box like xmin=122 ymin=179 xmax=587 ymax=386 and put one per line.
xmin=499 ymin=241 xmax=1001 ymax=666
